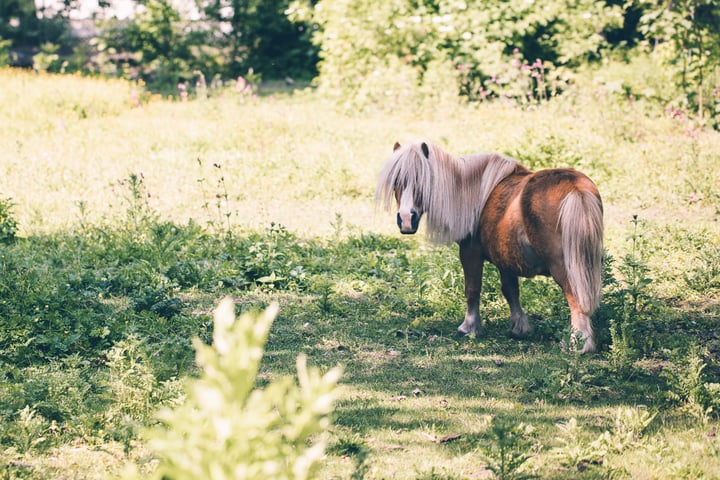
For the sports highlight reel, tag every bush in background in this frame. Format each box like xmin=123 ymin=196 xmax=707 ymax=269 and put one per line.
xmin=288 ymin=0 xmax=624 ymax=109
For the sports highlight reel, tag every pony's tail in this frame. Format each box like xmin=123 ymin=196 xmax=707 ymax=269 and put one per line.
xmin=559 ymin=190 xmax=604 ymax=314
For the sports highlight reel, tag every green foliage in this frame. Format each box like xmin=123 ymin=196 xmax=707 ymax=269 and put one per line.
xmin=201 ymin=0 xmax=319 ymax=80
xmin=102 ymin=335 xmax=157 ymax=426
xmin=551 ymin=417 xmax=605 ymax=469
xmin=98 ymin=0 xmax=196 ymax=90
xmin=33 ymin=42 xmax=64 ymax=73
xmin=0 ymin=197 xmax=17 ymax=243
xmin=662 ymin=346 xmax=716 ymax=422
xmin=607 ymin=317 xmax=637 ymax=375
xmin=552 ymin=407 xmax=656 ymax=471
xmin=290 ymin=0 xmax=623 ymax=108
xmin=638 ymin=0 xmax=720 ymax=124
xmin=129 ymin=299 xmax=342 ymax=480
xmin=0 ymin=0 xmax=74 ymax=67
xmin=685 ymin=244 xmax=720 ymax=292
xmin=0 ymin=356 xmax=98 ymax=454
xmin=2 ymin=406 xmax=52 ymax=454
xmin=95 ymin=0 xmax=317 ymax=91
xmin=479 ymin=417 xmax=536 ymax=480
xmin=0 ymin=38 xmax=10 ymax=66
xmin=601 ymin=216 xmax=660 ymax=360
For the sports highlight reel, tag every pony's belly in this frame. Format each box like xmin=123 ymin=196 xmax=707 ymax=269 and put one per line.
xmin=485 ymin=241 xmax=549 ymax=278
xmin=518 ymin=242 xmax=549 ymax=277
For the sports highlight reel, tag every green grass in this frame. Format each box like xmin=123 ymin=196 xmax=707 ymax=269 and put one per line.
xmin=0 ymin=67 xmax=719 ymax=479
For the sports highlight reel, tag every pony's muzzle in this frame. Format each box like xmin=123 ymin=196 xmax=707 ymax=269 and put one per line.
xmin=397 ymin=209 xmax=420 ymax=234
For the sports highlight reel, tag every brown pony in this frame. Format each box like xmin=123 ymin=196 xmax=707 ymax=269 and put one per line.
xmin=376 ymin=140 xmax=603 ymax=353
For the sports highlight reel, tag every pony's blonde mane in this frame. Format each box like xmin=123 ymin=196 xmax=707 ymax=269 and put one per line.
xmin=376 ymin=140 xmax=521 ymax=244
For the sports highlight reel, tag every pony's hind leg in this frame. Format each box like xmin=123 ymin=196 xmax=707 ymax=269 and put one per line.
xmin=457 ymin=241 xmax=484 ymax=336
xmin=548 ymin=262 xmax=596 ymax=353
xmin=563 ymin=290 xmax=596 ymax=354
xmin=500 ymin=270 xmax=532 ymax=338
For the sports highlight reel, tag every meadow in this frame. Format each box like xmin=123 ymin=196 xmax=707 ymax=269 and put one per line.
xmin=0 ymin=66 xmax=719 ymax=479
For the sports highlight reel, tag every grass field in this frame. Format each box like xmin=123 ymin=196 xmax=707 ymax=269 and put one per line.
xmin=1 ymin=67 xmax=719 ymax=479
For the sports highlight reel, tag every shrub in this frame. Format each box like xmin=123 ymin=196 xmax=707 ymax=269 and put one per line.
xmin=639 ymin=0 xmax=720 ymax=124
xmin=289 ymin=0 xmax=623 ymax=108
xmin=125 ymin=299 xmax=342 ymax=480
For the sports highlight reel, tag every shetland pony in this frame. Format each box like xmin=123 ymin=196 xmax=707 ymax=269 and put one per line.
xmin=376 ymin=140 xmax=603 ymax=353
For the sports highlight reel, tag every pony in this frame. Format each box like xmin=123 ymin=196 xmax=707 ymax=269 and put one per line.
xmin=376 ymin=140 xmax=603 ymax=353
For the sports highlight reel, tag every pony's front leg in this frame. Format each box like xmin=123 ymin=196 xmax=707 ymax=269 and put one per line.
xmin=457 ymin=241 xmax=484 ymax=336
xmin=500 ymin=270 xmax=532 ymax=338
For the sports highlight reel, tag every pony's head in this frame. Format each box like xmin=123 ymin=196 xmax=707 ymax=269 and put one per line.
xmin=376 ymin=141 xmax=435 ymax=235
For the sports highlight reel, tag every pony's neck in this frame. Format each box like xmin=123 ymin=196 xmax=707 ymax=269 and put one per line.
xmin=425 ymin=150 xmax=519 ymax=244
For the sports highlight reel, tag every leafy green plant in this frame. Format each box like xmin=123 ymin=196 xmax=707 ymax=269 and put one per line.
xmin=617 ymin=216 xmax=654 ymax=315
xmin=606 ymin=406 xmax=656 ymax=452
xmin=33 ymin=42 xmax=63 ymax=73
xmin=607 ymin=318 xmax=638 ymax=375
xmin=115 ymin=172 xmax=159 ymax=233
xmin=639 ymin=0 xmax=720 ymax=123
xmin=551 ymin=417 xmax=605 ymax=470
xmin=479 ymin=417 xmax=536 ymax=480
xmin=547 ymin=331 xmax=599 ymax=401
xmin=0 ymin=197 xmax=18 ymax=243
xmin=663 ymin=346 xmax=715 ymax=423
xmin=466 ymin=49 xmax=569 ymax=105
xmin=552 ymin=408 xmax=655 ymax=471
xmin=102 ymin=335 xmax=157 ymax=425
xmin=126 ymin=299 xmax=342 ymax=480
xmin=235 ymin=223 xmax=308 ymax=290
xmin=4 ymin=406 xmax=52 ymax=454
xmin=0 ymin=38 xmax=10 ymax=66
xmin=602 ymin=216 xmax=658 ymax=359
xmin=311 ymin=275 xmax=335 ymax=316
xmin=685 ymin=244 xmax=720 ymax=292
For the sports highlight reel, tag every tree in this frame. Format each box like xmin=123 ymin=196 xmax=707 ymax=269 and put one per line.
xmin=1 ymin=0 xmax=40 ymax=47
xmin=290 ymin=0 xmax=623 ymax=107
xmin=199 ymin=0 xmax=318 ymax=80
xmin=0 ymin=0 xmax=73 ymax=66
xmin=99 ymin=0 xmax=202 ymax=89
xmin=639 ymin=0 xmax=720 ymax=121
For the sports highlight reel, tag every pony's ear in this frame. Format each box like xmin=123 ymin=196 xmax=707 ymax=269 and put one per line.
xmin=421 ymin=142 xmax=430 ymax=158
xmin=393 ymin=142 xmax=401 ymax=151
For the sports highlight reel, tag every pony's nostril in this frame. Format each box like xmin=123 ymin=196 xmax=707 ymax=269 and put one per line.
xmin=410 ymin=209 xmax=419 ymax=229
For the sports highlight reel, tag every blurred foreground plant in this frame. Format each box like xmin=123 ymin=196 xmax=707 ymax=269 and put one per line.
xmin=125 ymin=299 xmax=342 ymax=480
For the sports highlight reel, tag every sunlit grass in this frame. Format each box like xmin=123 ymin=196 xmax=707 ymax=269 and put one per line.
xmin=2 ymin=68 xmax=717 ymax=239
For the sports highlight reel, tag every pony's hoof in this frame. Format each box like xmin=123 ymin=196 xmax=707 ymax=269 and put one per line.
xmin=509 ymin=326 xmax=533 ymax=339
xmin=457 ymin=327 xmax=477 ymax=337
xmin=581 ymin=339 xmax=596 ymax=354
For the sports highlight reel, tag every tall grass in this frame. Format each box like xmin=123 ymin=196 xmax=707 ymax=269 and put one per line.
xmin=0 ymin=68 xmax=719 ymax=479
